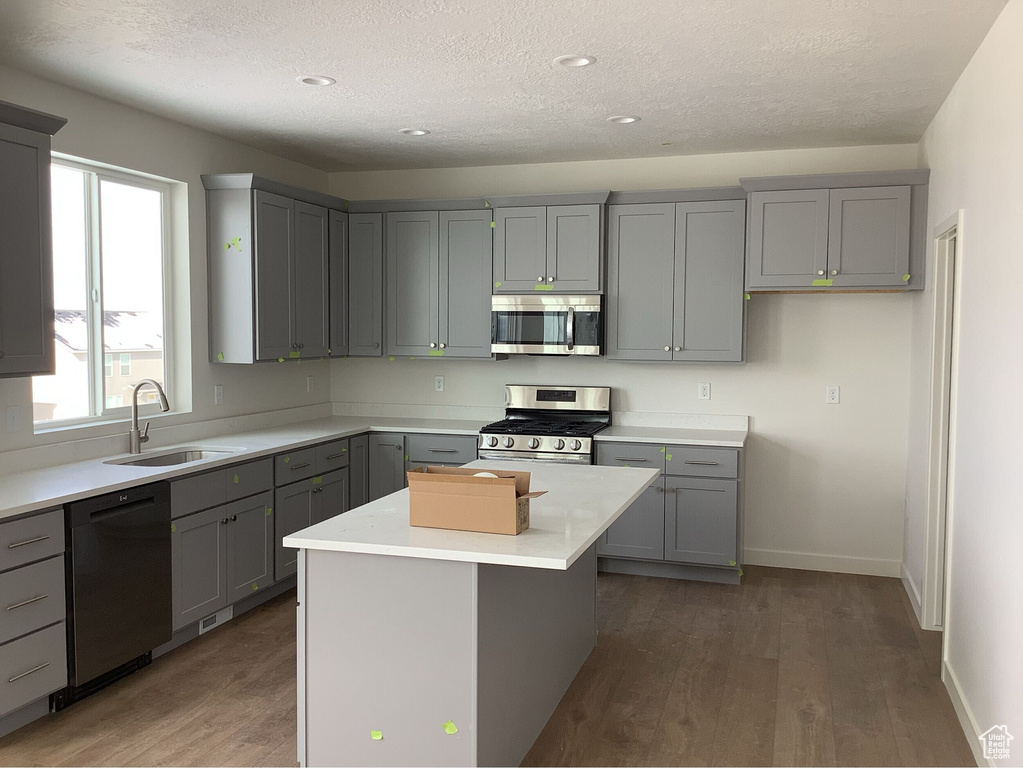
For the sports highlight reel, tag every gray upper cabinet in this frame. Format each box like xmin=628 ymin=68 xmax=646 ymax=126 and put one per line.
xmin=203 ymin=174 xmax=347 ymax=363
xmin=369 ymin=433 xmax=407 ymax=501
xmin=387 ymin=209 xmax=493 ymax=358
xmin=328 ymin=210 xmax=349 ymax=357
xmin=0 ymin=102 xmax=66 ymax=378
xmin=493 ymin=204 xmax=602 ymax=293
xmin=744 ymin=174 xmax=920 ymax=291
xmin=607 ymin=201 xmax=745 ymax=362
xmin=348 ymin=213 xmax=384 ymax=357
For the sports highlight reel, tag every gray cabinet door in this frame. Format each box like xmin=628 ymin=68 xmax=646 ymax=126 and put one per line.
xmin=253 ymin=190 xmax=295 ymax=361
xmin=224 ymin=491 xmax=275 ymax=604
xmin=606 ymin=203 xmax=676 ymax=360
xmin=547 ymin=204 xmax=601 ymax=292
xmin=369 ymin=433 xmax=406 ymax=501
xmin=663 ymin=476 xmax=738 ymax=567
xmin=439 ymin=210 xmax=493 ymax=358
xmin=294 ymin=201 xmax=330 ymax=357
xmin=274 ymin=479 xmax=313 ymax=581
xmin=349 ymin=434 xmax=370 ymax=509
xmin=172 ymin=506 xmax=228 ymax=631
xmin=673 ymin=201 xmax=746 ymax=362
xmin=347 ymin=213 xmax=384 ymax=357
xmin=387 ymin=212 xmax=439 ymax=355
xmin=0 ymin=125 xmax=54 ymax=378
xmin=328 ymin=210 xmax=349 ymax=357
xmin=493 ymin=207 xmax=547 ymax=292
xmin=828 ymin=186 xmax=911 ymax=287
xmin=597 ymin=479 xmax=665 ymax=560
xmin=312 ymin=469 xmax=349 ymax=525
xmin=746 ymin=189 xmax=829 ymax=289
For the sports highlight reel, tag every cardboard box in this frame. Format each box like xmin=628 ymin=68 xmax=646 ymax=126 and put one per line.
xmin=406 ymin=466 xmax=546 ymax=535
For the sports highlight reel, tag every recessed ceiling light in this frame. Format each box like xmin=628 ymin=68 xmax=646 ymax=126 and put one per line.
xmin=296 ymin=75 xmax=336 ymax=86
xmin=399 ymin=128 xmax=431 ymax=136
xmin=553 ymin=54 xmax=596 ymax=68
xmin=607 ymin=115 xmax=641 ymax=124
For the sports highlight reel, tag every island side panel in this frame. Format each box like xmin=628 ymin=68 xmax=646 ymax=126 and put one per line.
xmin=475 ymin=544 xmax=597 ymax=767
xmin=303 ymin=549 xmax=478 ymax=767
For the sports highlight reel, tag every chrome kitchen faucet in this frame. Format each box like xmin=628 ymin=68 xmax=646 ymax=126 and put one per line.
xmin=128 ymin=379 xmax=170 ymax=454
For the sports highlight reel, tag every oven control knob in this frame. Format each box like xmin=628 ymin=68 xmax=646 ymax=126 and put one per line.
xmin=486 ymin=436 xmax=498 ymax=448
xmin=569 ymin=439 xmax=582 ymax=451
xmin=528 ymin=438 xmax=540 ymax=449
xmin=553 ymin=439 xmax=565 ymax=450
xmin=502 ymin=437 xmax=515 ymax=448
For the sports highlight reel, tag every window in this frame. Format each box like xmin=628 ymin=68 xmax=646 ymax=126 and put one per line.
xmin=32 ymin=159 xmax=171 ymax=426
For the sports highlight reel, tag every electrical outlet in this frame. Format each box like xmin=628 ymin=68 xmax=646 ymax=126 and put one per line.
xmin=434 ymin=376 xmax=445 ymax=393
xmin=213 ymin=385 xmax=223 ymax=405
xmin=827 ymin=385 xmax=841 ymax=404
xmin=697 ymin=382 xmax=711 ymax=401
xmin=5 ymin=406 xmax=22 ymax=433
xmin=306 ymin=375 xmax=313 ymax=393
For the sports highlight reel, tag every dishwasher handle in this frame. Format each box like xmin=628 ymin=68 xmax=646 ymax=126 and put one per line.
xmin=67 ymin=482 xmax=171 ymax=528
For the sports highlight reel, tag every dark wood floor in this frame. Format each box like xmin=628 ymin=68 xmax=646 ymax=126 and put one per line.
xmin=0 ymin=567 xmax=974 ymax=767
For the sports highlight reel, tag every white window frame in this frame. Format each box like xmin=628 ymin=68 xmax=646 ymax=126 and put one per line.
xmin=34 ymin=155 xmax=174 ymax=429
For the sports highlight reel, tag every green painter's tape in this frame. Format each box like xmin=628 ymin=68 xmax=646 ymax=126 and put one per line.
xmin=278 ymin=357 xmax=285 ymax=363
xmin=388 ymin=356 xmax=395 ymax=361
xmin=659 ymin=447 xmax=666 ymax=453
xmin=744 ymin=293 xmax=751 ymax=301
xmin=233 ymin=474 xmax=239 ymax=484
xmin=665 ymin=453 xmax=672 ymax=462
xmin=534 ymin=284 xmax=554 ymax=291
xmin=490 ymin=221 xmax=495 ymax=228
xmin=484 ymin=199 xmax=491 ymax=208
xmin=443 ymin=720 xmax=458 ymax=735
xmin=283 ymin=456 xmax=290 ymax=463
xmin=494 ymin=281 xmax=502 ymax=288
xmin=811 ymin=279 xmax=833 ymax=287
xmin=216 ymin=352 xmax=224 ymax=361
xmin=170 ymin=523 xmax=176 ymax=532
xmin=371 ymin=731 xmax=383 ymax=741
xmin=902 ymin=274 xmax=911 ymax=282
xmin=266 ymin=507 xmax=273 ymax=516
xmin=328 ymin=349 xmax=331 ymax=355
xmin=312 ymin=476 xmax=323 ymax=485
xmin=342 ymin=447 xmax=347 ymax=452
xmin=404 ymin=455 xmax=409 ymax=462
xmin=738 ymin=568 xmax=744 ymax=578
xmin=728 ymin=559 xmax=737 ymax=567
xmin=290 ymin=350 xmax=301 ymax=358
xmin=429 ymin=349 xmax=445 ymax=356
xmin=251 ymin=583 xmax=258 ymax=591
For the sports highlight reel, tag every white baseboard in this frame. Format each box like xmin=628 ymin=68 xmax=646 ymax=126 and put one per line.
xmin=743 ymin=547 xmax=901 ymax=577
xmin=901 ymin=563 xmax=924 ymax=625
xmin=943 ymin=660 xmax=988 ymax=767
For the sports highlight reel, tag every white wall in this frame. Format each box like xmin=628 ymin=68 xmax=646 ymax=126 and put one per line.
xmin=0 ymin=67 xmax=335 ymax=463
xmin=329 ymin=143 xmax=920 ymax=576
xmin=911 ymin=0 xmax=1023 ymax=757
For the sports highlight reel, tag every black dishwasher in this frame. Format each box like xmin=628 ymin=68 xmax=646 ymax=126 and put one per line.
xmin=55 ymin=482 xmax=172 ymax=708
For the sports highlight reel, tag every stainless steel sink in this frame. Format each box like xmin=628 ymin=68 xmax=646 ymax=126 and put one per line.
xmin=104 ymin=447 xmax=238 ymax=467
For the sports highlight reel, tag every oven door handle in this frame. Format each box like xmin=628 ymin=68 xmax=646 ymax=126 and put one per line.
xmin=566 ymin=307 xmax=575 ymax=352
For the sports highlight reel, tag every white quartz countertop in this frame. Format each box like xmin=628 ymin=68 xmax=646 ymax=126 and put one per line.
xmin=284 ymin=460 xmax=660 ymax=570
xmin=596 ymin=425 xmax=747 ymax=448
xmin=0 ymin=416 xmax=486 ymax=522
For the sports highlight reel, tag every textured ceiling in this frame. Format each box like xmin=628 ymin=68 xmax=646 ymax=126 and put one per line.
xmin=0 ymin=0 xmax=1007 ymax=171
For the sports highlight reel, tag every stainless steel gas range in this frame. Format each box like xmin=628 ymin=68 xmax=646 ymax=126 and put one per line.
xmin=477 ymin=385 xmax=611 ymax=464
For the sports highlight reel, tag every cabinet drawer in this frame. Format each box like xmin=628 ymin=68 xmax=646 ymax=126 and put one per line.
xmin=171 ymin=470 xmax=227 ymax=519
xmin=275 ymin=446 xmax=319 ymax=485
xmin=664 ymin=446 xmax=739 ymax=479
xmin=0 ymin=622 xmax=67 ymax=717
xmin=405 ymin=434 xmax=476 ymax=465
xmin=595 ymin=442 xmax=666 ymax=472
xmin=0 ymin=509 xmax=64 ymax=572
xmin=0 ymin=557 xmax=65 ymax=645
xmin=315 ymin=439 xmax=350 ymax=474
xmin=225 ymin=458 xmax=273 ymax=502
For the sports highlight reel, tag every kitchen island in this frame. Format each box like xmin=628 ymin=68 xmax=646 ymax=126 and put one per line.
xmin=284 ymin=460 xmax=659 ymax=767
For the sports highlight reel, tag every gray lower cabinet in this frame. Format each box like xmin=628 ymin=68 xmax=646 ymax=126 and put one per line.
xmin=607 ymin=200 xmax=745 ymax=362
xmin=597 ymin=480 xmax=665 ymax=560
xmin=0 ymin=102 xmax=65 ymax=378
xmin=405 ymin=433 xmax=477 ymax=465
xmin=274 ymin=468 xmax=349 ymax=580
xmin=746 ymin=185 xmax=911 ymax=290
xmin=663 ymin=477 xmax=738 ymax=566
xmin=369 ymin=433 xmax=407 ymax=501
xmin=386 ymin=210 xmax=493 ymax=358
xmin=348 ymin=213 xmax=384 ymax=356
xmin=224 ymin=492 xmax=275 ymax=605
xmin=349 ymin=434 xmax=370 ymax=509
xmin=493 ymin=204 xmax=602 ymax=293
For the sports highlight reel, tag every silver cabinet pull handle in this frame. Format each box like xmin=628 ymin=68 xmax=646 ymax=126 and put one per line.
xmin=325 ymin=453 xmax=344 ymax=460
xmin=427 ymin=448 xmax=457 ymax=453
xmin=290 ymin=462 xmax=311 ymax=471
xmin=7 ymin=535 xmax=49 ymax=549
xmin=684 ymin=460 xmax=719 ymax=466
xmin=9 ymin=662 xmax=49 ymax=683
xmin=6 ymin=594 xmax=47 ymax=611
xmin=614 ymin=457 xmax=648 ymax=462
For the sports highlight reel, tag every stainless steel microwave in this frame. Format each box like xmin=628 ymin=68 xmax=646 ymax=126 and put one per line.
xmin=491 ymin=295 xmax=602 ymax=355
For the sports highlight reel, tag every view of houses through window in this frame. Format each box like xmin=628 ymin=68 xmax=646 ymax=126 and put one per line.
xmin=32 ymin=161 xmax=168 ymax=425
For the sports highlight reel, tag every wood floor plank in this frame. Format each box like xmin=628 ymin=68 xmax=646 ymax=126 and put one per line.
xmin=826 ymin=644 xmax=901 ymax=766
xmin=732 ymin=571 xmax=782 ymax=659
xmin=774 ymin=657 xmax=837 ymax=766
xmin=711 ymin=654 xmax=779 ymax=767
